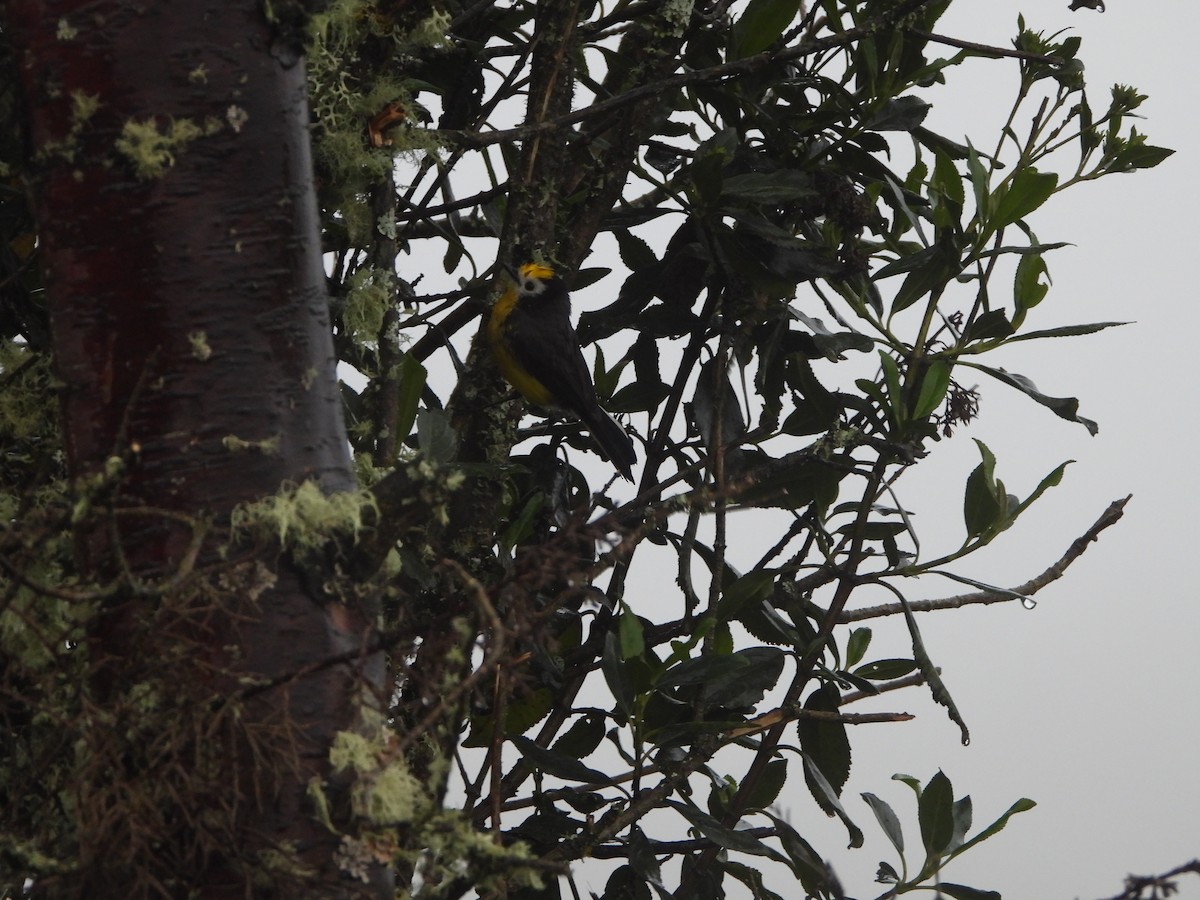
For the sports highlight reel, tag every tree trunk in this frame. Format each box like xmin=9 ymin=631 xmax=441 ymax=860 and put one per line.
xmin=6 ymin=1 xmax=388 ymax=895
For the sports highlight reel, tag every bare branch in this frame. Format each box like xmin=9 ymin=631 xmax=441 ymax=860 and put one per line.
xmin=842 ymin=496 xmax=1130 ymax=622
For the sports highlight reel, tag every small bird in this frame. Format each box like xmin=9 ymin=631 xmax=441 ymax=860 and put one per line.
xmin=487 ymin=260 xmax=637 ymax=481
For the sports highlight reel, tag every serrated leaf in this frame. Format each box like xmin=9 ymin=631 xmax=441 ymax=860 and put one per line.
xmin=743 ymin=759 xmax=789 ymax=812
xmin=614 ymin=228 xmax=658 ymax=271
xmin=554 ymin=713 xmax=606 ymax=759
xmin=799 ymin=684 xmax=851 ymax=809
xmin=1006 ymin=321 xmax=1129 ymax=342
xmin=1114 ymin=144 xmax=1174 ymax=171
xmin=704 ymin=647 xmax=786 ymax=709
xmin=862 ymin=792 xmax=905 ymax=855
xmin=719 ymin=569 xmax=776 ymax=621
xmin=967 ymin=363 xmax=1099 ymax=434
xmin=932 ymin=148 xmax=965 ymax=208
xmin=802 ymin=755 xmax=864 ymax=848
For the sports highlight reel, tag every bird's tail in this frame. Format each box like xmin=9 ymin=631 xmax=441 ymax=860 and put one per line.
xmin=581 ymin=405 xmax=636 ymax=482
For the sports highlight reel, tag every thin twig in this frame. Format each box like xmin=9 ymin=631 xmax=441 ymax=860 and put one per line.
xmin=842 ymin=496 xmax=1130 ymax=622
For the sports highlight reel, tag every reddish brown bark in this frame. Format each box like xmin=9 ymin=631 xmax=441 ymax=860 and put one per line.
xmin=7 ymin=2 xmax=387 ymax=896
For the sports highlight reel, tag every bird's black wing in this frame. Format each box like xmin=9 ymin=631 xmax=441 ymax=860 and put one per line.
xmin=503 ymin=293 xmax=601 ymax=417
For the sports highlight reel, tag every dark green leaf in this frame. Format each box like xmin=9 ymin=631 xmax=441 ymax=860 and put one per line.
xmin=693 ymin=355 xmax=747 ymax=462
xmin=626 ymin=827 xmax=668 ymax=896
xmin=393 ymin=353 xmax=426 ymax=450
xmin=501 ymin=491 xmax=543 ymax=551
xmin=866 ymin=95 xmax=931 ymax=132
xmin=964 ymin=309 xmax=1014 ymax=343
xmin=1013 ymin=251 xmax=1049 ymax=324
xmin=846 ymin=627 xmax=872 ymax=668
xmin=554 ymin=713 xmax=606 ymax=760
xmin=1113 ymin=143 xmax=1174 ymax=171
xmin=722 ymin=860 xmax=787 ymax=900
xmin=657 ymin=652 xmax=748 ymax=690
xmin=614 ymin=228 xmax=658 ymax=272
xmin=932 ymin=148 xmax=965 ymax=208
xmin=603 ymin=630 xmax=636 ymax=716
xmin=966 ymin=141 xmax=989 ymax=220
xmin=964 ymin=462 xmax=1004 ymax=540
xmin=733 ymin=0 xmax=801 ymax=57
xmin=765 ymin=812 xmax=839 ymax=895
xmin=510 ymin=735 xmax=610 ymax=784
xmin=719 ymin=569 xmax=776 ymax=621
xmin=619 ymin=611 xmax=645 ymax=658
xmin=1006 ymin=321 xmax=1128 ymax=342
xmin=990 ymin=168 xmax=1058 ymax=232
xmin=743 ymin=759 xmax=789 ymax=812
xmin=890 ymin=243 xmax=957 ymax=314
xmin=799 ymin=684 xmax=852 ymax=810
xmin=967 ymin=363 xmax=1099 ymax=434
xmin=722 ymin=170 xmax=815 ymax=203
xmin=853 ymin=658 xmax=917 ymax=681
xmin=704 ymin=647 xmax=786 ymax=708
xmin=602 ymin=866 xmax=653 ymax=900
xmin=668 ymin=801 xmax=792 ymax=864
xmin=918 ymin=770 xmax=955 ymax=859
xmin=912 ymin=359 xmax=951 ymax=419
xmin=935 ymin=884 xmax=1001 ymax=900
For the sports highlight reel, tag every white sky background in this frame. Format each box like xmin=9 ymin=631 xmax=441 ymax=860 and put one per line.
xmin=407 ymin=2 xmax=1199 ymax=896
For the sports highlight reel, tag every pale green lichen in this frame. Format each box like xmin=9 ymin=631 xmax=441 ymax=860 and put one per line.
xmin=187 ymin=330 xmax=212 ymax=360
xmin=114 ymin=116 xmax=219 ymax=180
xmin=231 ymin=480 xmax=377 ymax=550
xmin=225 ymin=105 xmax=249 ymax=133
xmin=36 ymin=91 xmax=101 ymax=162
xmin=221 ymin=433 xmax=281 ymax=455
xmin=188 ymin=64 xmax=209 ymax=84
xmin=409 ymin=11 xmax=451 ymax=48
xmin=56 ymin=18 xmax=78 ymax=40
xmin=343 ymin=265 xmax=394 ymax=346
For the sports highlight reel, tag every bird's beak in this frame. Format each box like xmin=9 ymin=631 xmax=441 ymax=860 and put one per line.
xmin=502 ymin=262 xmax=522 ymax=282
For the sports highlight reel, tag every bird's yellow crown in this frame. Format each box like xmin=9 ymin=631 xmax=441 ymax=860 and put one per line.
xmin=517 ymin=262 xmax=556 ymax=282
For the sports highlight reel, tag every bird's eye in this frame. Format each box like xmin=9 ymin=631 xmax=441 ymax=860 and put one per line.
xmin=523 ymin=279 xmax=536 ymax=292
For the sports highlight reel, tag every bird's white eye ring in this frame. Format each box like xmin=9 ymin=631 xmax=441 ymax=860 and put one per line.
xmin=523 ymin=279 xmax=536 ymax=292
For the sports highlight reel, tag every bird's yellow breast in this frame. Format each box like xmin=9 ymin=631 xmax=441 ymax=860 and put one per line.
xmin=487 ymin=284 xmax=555 ymax=407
